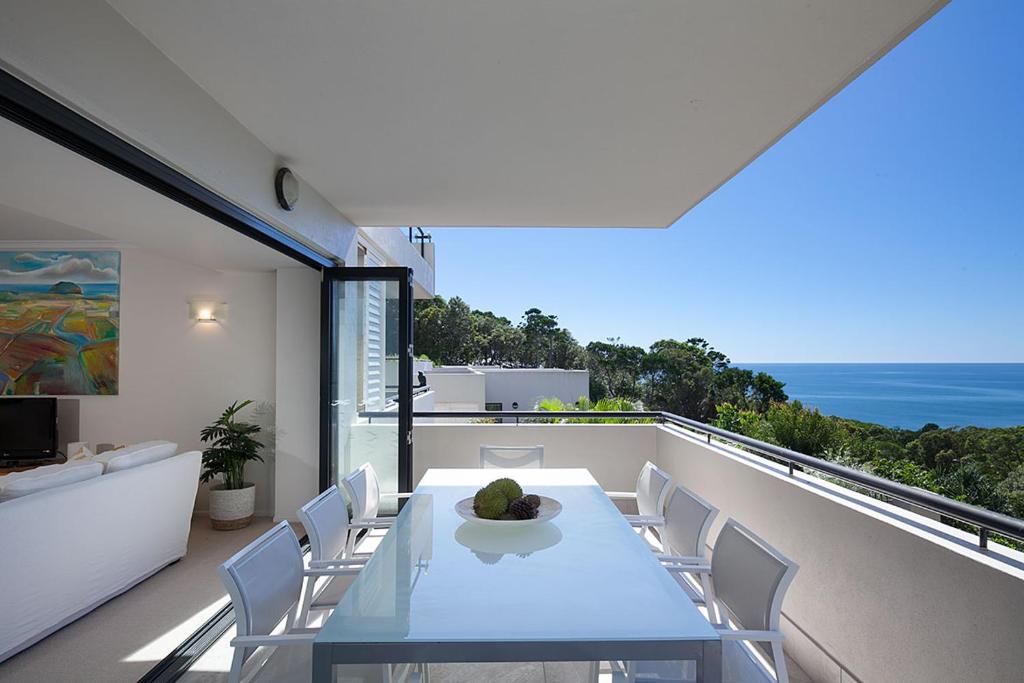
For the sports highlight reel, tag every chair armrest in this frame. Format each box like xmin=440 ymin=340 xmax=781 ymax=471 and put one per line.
xmin=624 ymin=514 xmax=665 ymax=527
xmin=309 ymin=558 xmax=368 ymax=569
xmin=665 ymin=563 xmax=711 ymax=575
xmin=304 ymin=567 xmax=362 ymax=577
xmin=657 ymin=554 xmax=705 ymax=565
xmin=231 ymin=632 xmax=317 ymax=647
xmin=349 ymin=519 xmax=393 ymax=529
xmin=716 ymin=628 xmax=785 ymax=642
xmin=605 ymin=491 xmax=637 ymax=500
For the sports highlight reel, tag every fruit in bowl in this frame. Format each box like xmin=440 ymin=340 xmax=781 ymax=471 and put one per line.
xmin=472 ymin=478 xmax=541 ymax=520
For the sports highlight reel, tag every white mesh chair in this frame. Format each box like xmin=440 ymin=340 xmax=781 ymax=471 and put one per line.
xmin=218 ymin=521 xmax=417 ymax=683
xmin=479 ymin=444 xmax=544 ymax=468
xmin=296 ymin=486 xmax=370 ymax=624
xmin=626 ymin=519 xmax=799 ymax=683
xmin=606 ymin=461 xmax=673 ymax=538
xmin=652 ymin=485 xmax=719 ymax=605
xmin=340 ymin=462 xmax=412 ymax=558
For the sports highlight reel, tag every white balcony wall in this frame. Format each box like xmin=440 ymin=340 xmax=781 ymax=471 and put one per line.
xmin=412 ymin=423 xmax=655 ymax=494
xmin=654 ymin=424 xmax=1024 ymax=683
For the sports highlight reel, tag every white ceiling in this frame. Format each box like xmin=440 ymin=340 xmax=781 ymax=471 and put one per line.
xmin=0 ymin=116 xmax=300 ymax=271
xmin=108 ymin=0 xmax=945 ymax=228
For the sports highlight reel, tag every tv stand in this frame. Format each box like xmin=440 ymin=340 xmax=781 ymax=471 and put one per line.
xmin=0 ymin=458 xmax=64 ymax=475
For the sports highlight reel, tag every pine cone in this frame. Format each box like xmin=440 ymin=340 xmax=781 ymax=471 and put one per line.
xmin=524 ymin=494 xmax=541 ymax=509
xmin=508 ymin=497 xmax=538 ymax=520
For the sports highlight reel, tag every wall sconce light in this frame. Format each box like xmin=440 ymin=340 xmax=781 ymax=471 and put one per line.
xmin=189 ymin=300 xmax=226 ymax=323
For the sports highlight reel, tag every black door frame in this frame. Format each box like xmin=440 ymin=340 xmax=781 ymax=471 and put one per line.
xmin=319 ymin=267 xmax=415 ymax=495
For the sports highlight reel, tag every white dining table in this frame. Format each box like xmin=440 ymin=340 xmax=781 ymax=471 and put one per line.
xmin=312 ymin=468 xmax=721 ymax=682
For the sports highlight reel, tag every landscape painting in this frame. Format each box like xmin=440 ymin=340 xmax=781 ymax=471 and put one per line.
xmin=0 ymin=251 xmax=120 ymax=395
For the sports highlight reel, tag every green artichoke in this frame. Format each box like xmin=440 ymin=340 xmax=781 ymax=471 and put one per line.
xmin=485 ymin=477 xmax=523 ymax=502
xmin=473 ymin=486 xmax=509 ymax=520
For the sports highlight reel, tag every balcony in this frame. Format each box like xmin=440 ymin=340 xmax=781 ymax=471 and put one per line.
xmin=410 ymin=412 xmax=1024 ymax=683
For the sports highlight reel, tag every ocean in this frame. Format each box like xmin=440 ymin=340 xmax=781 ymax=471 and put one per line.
xmin=736 ymin=363 xmax=1024 ymax=430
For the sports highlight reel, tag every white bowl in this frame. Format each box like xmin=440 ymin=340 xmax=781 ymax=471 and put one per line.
xmin=455 ymin=495 xmax=562 ymax=527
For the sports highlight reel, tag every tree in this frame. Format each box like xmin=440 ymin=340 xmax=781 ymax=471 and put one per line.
xmin=640 ymin=338 xmax=726 ymax=420
xmin=518 ymin=308 xmax=584 ymax=368
xmin=471 ymin=310 xmax=524 ymax=366
xmin=711 ymin=366 xmax=756 ymax=408
xmin=751 ymin=372 xmax=788 ymax=412
xmin=763 ymin=400 xmax=842 ymax=457
xmin=585 ymin=339 xmax=647 ymax=401
xmin=519 ymin=308 xmax=560 ymax=366
xmin=996 ymin=464 xmax=1024 ymax=519
xmin=413 ymin=296 xmax=476 ymax=364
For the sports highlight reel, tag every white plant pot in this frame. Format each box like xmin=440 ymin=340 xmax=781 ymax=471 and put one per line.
xmin=209 ymin=483 xmax=255 ymax=530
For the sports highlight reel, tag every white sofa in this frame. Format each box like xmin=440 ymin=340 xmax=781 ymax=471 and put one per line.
xmin=0 ymin=449 xmax=201 ymax=662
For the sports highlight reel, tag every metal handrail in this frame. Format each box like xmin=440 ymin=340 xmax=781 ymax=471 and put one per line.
xmin=409 ymin=409 xmax=1024 ymax=547
xmin=407 ymin=226 xmax=432 ymax=258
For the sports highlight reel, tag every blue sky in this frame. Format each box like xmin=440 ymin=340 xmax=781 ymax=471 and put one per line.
xmin=429 ymin=1 xmax=1024 ymax=363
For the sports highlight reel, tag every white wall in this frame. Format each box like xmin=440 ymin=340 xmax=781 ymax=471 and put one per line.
xmin=359 ymin=227 xmax=435 ymax=296
xmin=412 ymin=423 xmax=654 ymax=493
xmin=476 ymin=368 xmax=589 ymax=410
xmin=39 ymin=246 xmax=279 ymax=516
xmin=0 ymin=0 xmax=359 ymax=263
xmin=424 ymin=368 xmax=486 ymax=411
xmin=273 ymin=268 xmax=321 ymax=522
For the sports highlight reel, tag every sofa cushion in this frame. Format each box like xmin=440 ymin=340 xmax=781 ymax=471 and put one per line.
xmin=0 ymin=460 xmax=99 ymax=485
xmin=99 ymin=441 xmax=178 ymax=474
xmin=0 ymin=462 xmax=104 ymax=502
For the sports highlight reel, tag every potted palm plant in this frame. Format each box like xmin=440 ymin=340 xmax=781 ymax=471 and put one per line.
xmin=200 ymin=400 xmax=264 ymax=530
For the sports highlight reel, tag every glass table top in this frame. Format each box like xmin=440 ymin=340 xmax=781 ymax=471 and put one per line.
xmin=316 ymin=468 xmax=717 ymax=646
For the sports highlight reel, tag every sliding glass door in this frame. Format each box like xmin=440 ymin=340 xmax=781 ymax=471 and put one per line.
xmin=321 ymin=268 xmax=413 ymax=512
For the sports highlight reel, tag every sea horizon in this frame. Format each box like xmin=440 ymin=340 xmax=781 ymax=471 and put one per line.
xmin=736 ymin=362 xmax=1024 ymax=430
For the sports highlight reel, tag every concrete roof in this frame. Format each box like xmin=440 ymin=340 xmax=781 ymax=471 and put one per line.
xmin=109 ymin=0 xmax=946 ymax=228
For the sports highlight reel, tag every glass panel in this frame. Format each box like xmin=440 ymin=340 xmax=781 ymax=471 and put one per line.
xmin=330 ymin=277 xmax=403 ymax=513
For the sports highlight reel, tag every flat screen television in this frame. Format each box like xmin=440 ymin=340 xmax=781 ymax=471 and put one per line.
xmin=0 ymin=398 xmax=58 ymax=462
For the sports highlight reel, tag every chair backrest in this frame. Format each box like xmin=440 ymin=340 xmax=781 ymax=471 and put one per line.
xmin=218 ymin=521 xmax=305 ymax=644
xmin=635 ymin=461 xmax=672 ymax=518
xmin=662 ymin=484 xmax=718 ymax=558
xmin=297 ymin=486 xmax=350 ymax=564
xmin=341 ymin=462 xmax=382 ymax=521
xmin=711 ymin=520 xmax=798 ymax=632
xmin=479 ymin=445 xmax=544 ymax=468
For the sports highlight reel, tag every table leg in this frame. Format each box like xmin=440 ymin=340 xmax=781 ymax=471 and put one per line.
xmin=312 ymin=643 xmax=331 ymax=683
xmin=699 ymin=639 xmax=722 ymax=683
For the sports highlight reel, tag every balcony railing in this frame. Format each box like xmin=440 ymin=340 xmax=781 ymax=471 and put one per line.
xmin=410 ymin=410 xmax=1024 ymax=549
xmin=406 ymin=226 xmax=432 ymax=258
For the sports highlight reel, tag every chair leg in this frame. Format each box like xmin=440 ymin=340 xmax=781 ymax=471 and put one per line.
xmin=228 ymin=647 xmax=246 ymax=683
xmin=345 ymin=528 xmax=356 ymax=559
xmin=701 ymin=575 xmax=719 ymax=624
xmin=296 ymin=575 xmax=316 ymax=628
xmin=771 ymin=642 xmax=790 ymax=683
